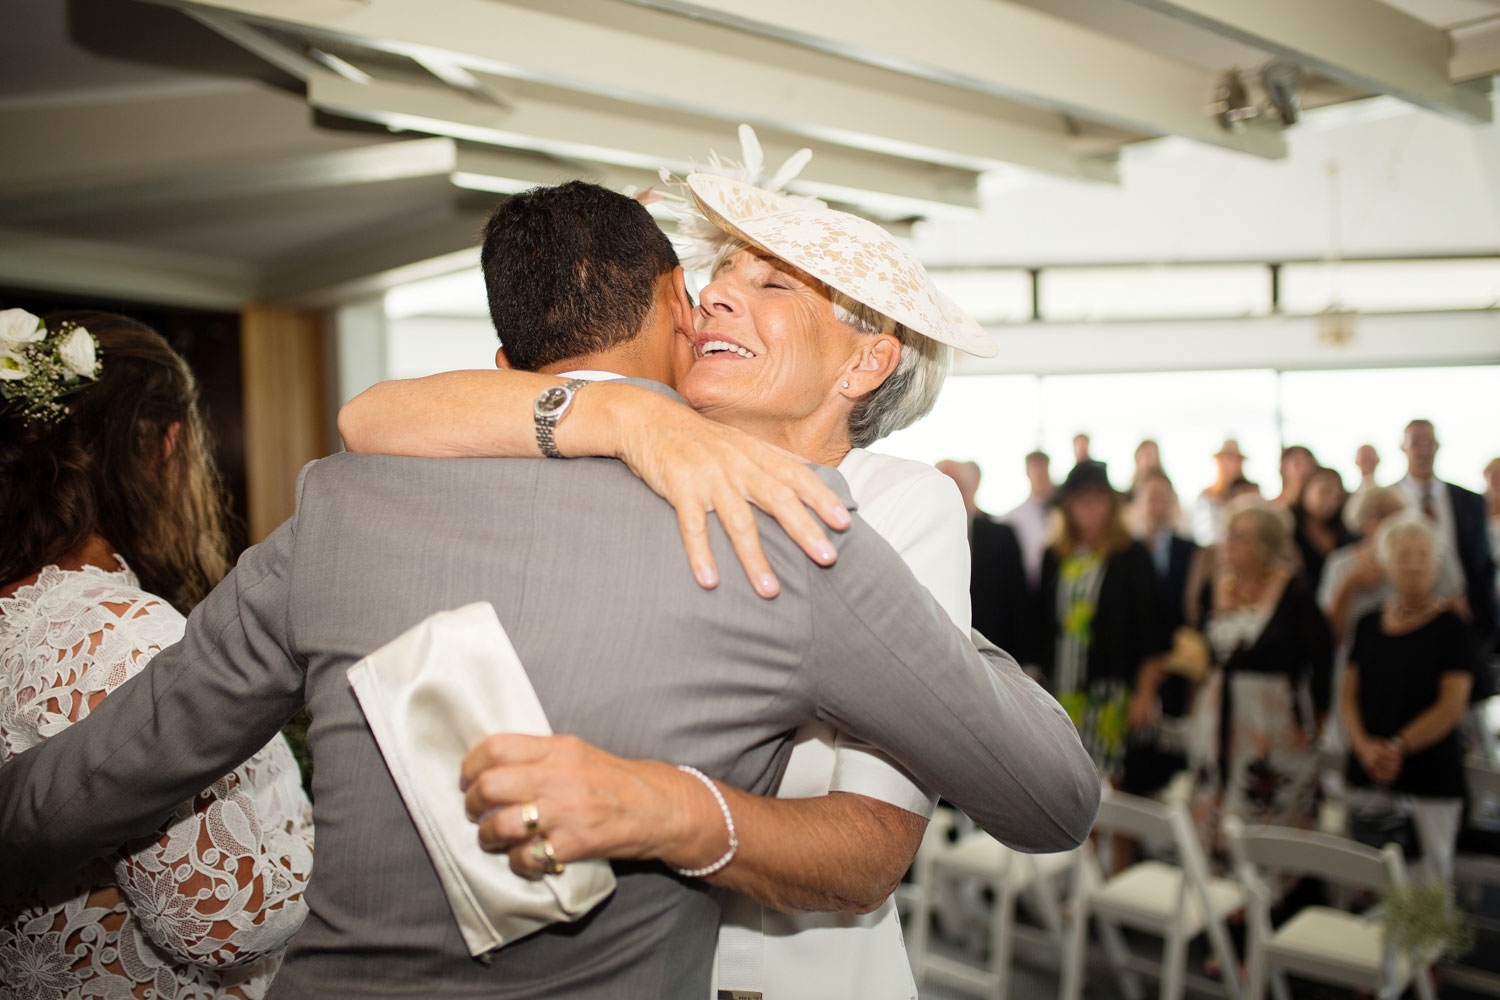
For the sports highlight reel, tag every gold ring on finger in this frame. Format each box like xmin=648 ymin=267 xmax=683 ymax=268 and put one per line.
xmin=520 ymin=801 xmax=541 ymax=837
xmin=531 ymin=836 xmax=565 ymax=875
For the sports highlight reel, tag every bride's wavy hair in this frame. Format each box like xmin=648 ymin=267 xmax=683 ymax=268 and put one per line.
xmin=0 ymin=311 xmax=232 ymax=613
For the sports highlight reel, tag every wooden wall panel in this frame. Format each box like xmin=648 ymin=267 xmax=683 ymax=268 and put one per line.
xmin=241 ymin=304 xmax=332 ymax=543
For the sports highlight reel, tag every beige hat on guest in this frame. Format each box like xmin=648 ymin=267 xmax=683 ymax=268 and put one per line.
xmin=683 ymin=172 xmax=998 ymax=359
xmin=1216 ymin=438 xmax=1246 ymax=458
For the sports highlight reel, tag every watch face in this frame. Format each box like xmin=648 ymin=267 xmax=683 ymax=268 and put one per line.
xmin=537 ymin=386 xmax=569 ymax=415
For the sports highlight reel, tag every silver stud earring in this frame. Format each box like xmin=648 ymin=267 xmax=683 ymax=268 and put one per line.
xmin=841 ymin=380 xmax=850 ymax=389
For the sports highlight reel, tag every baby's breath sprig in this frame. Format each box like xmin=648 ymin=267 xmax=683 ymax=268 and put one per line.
xmin=0 ymin=309 xmax=102 ymax=426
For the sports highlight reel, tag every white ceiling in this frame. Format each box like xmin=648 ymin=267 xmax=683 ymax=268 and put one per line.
xmin=1 ymin=0 xmax=1497 ymax=308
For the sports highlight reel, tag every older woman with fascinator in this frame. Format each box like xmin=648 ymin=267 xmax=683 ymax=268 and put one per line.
xmin=1341 ymin=513 xmax=1478 ymax=884
xmin=0 ymin=311 xmax=313 ymax=998
xmin=338 ymin=137 xmax=1032 ymax=999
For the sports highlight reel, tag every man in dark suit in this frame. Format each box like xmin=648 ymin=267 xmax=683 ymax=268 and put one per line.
xmin=1136 ymin=469 xmax=1198 ymax=634
xmin=1397 ymin=419 xmax=1499 ymax=659
xmin=938 ymin=460 xmax=1031 ymax=661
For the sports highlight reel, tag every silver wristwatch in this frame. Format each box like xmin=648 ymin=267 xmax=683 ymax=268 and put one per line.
xmin=533 ymin=378 xmax=587 ymax=458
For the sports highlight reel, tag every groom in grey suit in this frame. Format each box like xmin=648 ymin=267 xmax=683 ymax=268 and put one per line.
xmin=0 ymin=182 xmax=1098 ymax=998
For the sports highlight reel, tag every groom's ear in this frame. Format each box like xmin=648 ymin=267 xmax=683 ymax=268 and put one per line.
xmin=495 ymin=347 xmax=513 ymax=370
xmin=668 ymin=266 xmax=694 ymax=333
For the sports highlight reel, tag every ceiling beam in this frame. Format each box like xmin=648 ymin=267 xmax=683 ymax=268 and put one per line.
xmin=1452 ymin=19 xmax=1500 ymax=83
xmin=1122 ymin=0 xmax=1492 ymax=123
xmin=0 ymin=138 xmax=458 ymax=224
xmin=449 ymin=146 xmax=662 ymax=197
xmin=258 ymin=205 xmax=488 ymax=304
xmin=145 ymin=0 xmax=1119 ymax=181
xmin=611 ymin=0 xmax=1285 ymax=158
xmin=0 ymin=229 xmax=257 ymax=310
xmin=305 ymin=71 xmax=988 ymax=215
xmin=0 ymin=83 xmax=387 ymax=197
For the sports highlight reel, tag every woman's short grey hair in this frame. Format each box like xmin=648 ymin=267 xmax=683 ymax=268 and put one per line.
xmin=1375 ymin=511 xmax=1439 ymax=567
xmin=710 ymin=239 xmax=951 ymax=448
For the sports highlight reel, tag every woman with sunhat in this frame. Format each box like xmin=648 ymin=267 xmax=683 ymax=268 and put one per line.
xmin=339 ymin=134 xmax=1048 ymax=999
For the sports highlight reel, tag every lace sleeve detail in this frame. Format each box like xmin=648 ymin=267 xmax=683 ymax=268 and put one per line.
xmin=5 ymin=575 xmax=313 ymax=970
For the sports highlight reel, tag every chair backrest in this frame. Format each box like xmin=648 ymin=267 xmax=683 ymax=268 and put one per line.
xmin=1092 ymin=790 xmax=1177 ymax=853
xmin=1466 ymin=756 xmax=1500 ymax=828
xmin=1224 ymin=817 xmax=1402 ymax=895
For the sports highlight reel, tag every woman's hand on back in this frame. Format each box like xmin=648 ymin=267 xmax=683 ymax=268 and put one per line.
xmin=617 ymin=394 xmax=851 ymax=599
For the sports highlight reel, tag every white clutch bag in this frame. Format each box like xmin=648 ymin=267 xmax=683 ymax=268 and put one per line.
xmin=347 ymin=602 xmax=617 ymax=958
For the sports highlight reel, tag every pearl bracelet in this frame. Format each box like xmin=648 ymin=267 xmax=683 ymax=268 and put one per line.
xmin=669 ymin=765 xmax=739 ymax=878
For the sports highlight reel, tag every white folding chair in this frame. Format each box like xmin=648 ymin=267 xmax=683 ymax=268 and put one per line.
xmin=906 ymin=826 xmax=1078 ymax=999
xmin=1061 ymin=790 xmax=1243 ymax=1000
xmin=901 ymin=805 xmax=959 ymax=980
xmin=1224 ymin=817 xmax=1435 ymax=1000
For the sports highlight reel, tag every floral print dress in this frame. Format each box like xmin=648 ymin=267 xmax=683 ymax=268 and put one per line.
xmin=1188 ymin=579 xmax=1329 ymax=863
xmin=1 ymin=562 xmax=314 ymax=1000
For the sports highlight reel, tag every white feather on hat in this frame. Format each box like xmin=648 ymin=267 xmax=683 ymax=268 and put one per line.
xmin=654 ymin=125 xmax=997 ymax=359
xmin=651 ymin=124 xmax=823 ymax=272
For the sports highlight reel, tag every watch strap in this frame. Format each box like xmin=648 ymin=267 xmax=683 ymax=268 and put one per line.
xmin=535 ymin=378 xmax=587 ymax=458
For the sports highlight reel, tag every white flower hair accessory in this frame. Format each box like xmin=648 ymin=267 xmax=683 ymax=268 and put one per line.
xmin=0 ymin=309 xmax=103 ymax=425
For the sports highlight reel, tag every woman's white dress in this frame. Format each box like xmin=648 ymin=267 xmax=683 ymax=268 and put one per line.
xmin=716 ymin=448 xmax=971 ymax=1000
xmin=0 ymin=562 xmax=315 ymax=1000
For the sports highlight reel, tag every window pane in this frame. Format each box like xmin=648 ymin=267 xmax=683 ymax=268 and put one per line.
xmin=1280 ymin=259 xmax=1500 ymax=315
xmin=385 ymin=316 xmax=497 ymax=381
xmin=385 ymin=269 xmax=488 ymax=319
xmin=878 ymin=375 xmax=1042 ymax=514
xmin=929 ymin=270 xmax=1033 ymax=324
xmin=1279 ymin=366 xmax=1500 ymax=492
xmin=1039 ymin=265 xmax=1272 ymax=322
xmin=1036 ymin=370 xmax=1282 ymax=505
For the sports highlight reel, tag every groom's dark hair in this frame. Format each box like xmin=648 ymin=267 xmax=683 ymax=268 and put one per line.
xmin=480 ymin=181 xmax=679 ymax=371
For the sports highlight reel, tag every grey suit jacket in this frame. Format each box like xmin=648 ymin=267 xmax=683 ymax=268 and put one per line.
xmin=1 ymin=388 xmax=1098 ymax=998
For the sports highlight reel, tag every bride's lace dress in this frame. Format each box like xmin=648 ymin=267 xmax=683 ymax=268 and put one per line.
xmin=0 ymin=562 xmax=314 ymax=1000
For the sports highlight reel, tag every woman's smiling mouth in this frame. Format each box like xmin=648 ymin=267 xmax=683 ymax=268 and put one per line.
xmin=697 ymin=338 xmax=757 ymax=360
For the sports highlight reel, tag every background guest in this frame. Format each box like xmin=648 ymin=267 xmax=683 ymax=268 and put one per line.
xmin=1191 ymin=501 xmax=1332 ymax=856
xmin=1342 ymin=514 xmax=1476 ymax=884
xmin=1128 ymin=438 xmax=1162 ymax=498
xmin=1397 ymin=418 xmax=1499 ymax=656
xmin=1318 ymin=487 xmax=1464 ymax=762
xmin=938 ymin=459 xmax=1029 ymax=659
xmin=1292 ymin=465 xmax=1354 ymax=595
xmin=1344 ymin=443 xmax=1381 ymax=532
xmin=1005 ymin=449 xmax=1054 ymax=590
xmin=0 ymin=310 xmax=314 ymax=998
xmin=1128 ymin=468 xmax=1200 ymax=796
xmin=1072 ymin=432 xmax=1092 ymax=465
xmin=1274 ymin=444 xmax=1318 ymax=509
xmin=1035 ymin=461 xmax=1170 ymax=782
xmin=1135 ymin=469 xmax=1198 ymax=633
xmin=1193 ymin=438 xmax=1247 ymax=546
xmin=1484 ymin=456 xmax=1500 ymax=602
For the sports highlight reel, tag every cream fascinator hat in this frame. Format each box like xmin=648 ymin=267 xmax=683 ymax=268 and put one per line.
xmin=655 ymin=127 xmax=997 ymax=359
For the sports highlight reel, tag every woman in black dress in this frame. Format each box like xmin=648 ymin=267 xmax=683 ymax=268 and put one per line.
xmin=1342 ymin=512 xmax=1477 ymax=883
xmin=1191 ymin=500 xmax=1333 ymax=857
xmin=1035 ymin=461 xmax=1170 ymax=783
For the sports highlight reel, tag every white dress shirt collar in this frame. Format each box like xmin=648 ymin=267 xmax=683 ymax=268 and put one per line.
xmin=557 ymin=369 xmax=627 ymax=382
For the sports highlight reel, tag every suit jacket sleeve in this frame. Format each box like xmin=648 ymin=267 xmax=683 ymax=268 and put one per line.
xmin=0 ymin=480 xmax=308 ymax=898
xmin=796 ymin=520 xmax=1099 ymax=853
